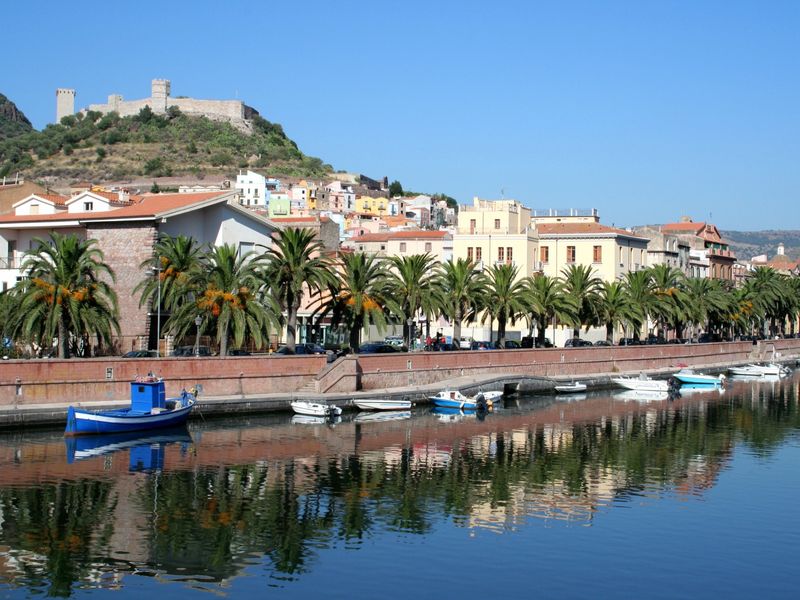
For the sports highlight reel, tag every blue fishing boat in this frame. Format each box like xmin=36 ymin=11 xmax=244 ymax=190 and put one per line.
xmin=65 ymin=375 xmax=197 ymax=436
xmin=672 ymin=368 xmax=725 ymax=387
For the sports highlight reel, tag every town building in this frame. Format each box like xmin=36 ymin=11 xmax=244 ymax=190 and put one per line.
xmin=751 ymin=243 xmax=800 ymax=276
xmin=234 ymin=170 xmax=279 ymax=208
xmin=342 ymin=230 xmax=453 ymax=263
xmin=0 ymin=178 xmax=49 ymax=215
xmin=316 ymin=181 xmax=355 ymax=213
xmin=631 ymin=226 xmax=691 ymax=273
xmin=659 ymin=218 xmax=736 ymax=280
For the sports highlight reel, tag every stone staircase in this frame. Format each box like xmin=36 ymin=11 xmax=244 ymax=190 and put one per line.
xmin=297 ymin=378 xmax=317 ymax=394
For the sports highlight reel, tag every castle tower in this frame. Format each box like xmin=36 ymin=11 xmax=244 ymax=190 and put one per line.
xmin=55 ymin=88 xmax=75 ymax=123
xmin=151 ymin=79 xmax=171 ymax=113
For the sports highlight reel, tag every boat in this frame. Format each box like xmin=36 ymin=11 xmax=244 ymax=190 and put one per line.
xmin=353 ymin=411 xmax=411 ymax=423
xmin=429 ymin=390 xmax=494 ymax=410
xmin=611 ymin=373 xmax=669 ymax=392
xmin=479 ymin=390 xmax=504 ymax=402
xmin=728 ymin=365 xmax=765 ymax=377
xmin=615 ymin=390 xmax=669 ymax=402
xmin=290 ymin=401 xmax=343 ymax=418
xmin=65 ymin=427 xmax=193 ymax=464
xmin=672 ymin=368 xmax=725 ymax=386
xmin=65 ymin=375 xmax=197 ymax=436
xmin=749 ymin=363 xmax=790 ymax=376
xmin=353 ymin=398 xmax=412 ymax=411
xmin=554 ymin=381 xmax=587 ymax=393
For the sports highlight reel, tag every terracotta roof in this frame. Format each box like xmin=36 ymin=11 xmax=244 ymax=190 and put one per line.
xmin=35 ymin=193 xmax=69 ymax=206
xmin=350 ymin=230 xmax=450 ymax=242
xmin=381 ymin=216 xmax=413 ymax=227
xmin=661 ymin=221 xmax=706 ymax=234
xmin=0 ymin=192 xmax=226 ymax=225
xmin=536 ymin=222 xmax=646 ymax=239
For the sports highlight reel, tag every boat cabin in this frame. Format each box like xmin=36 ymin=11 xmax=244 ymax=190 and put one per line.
xmin=130 ymin=378 xmax=166 ymax=413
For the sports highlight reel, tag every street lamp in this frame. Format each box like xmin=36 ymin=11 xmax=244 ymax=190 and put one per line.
xmin=151 ymin=265 xmax=162 ymax=354
xmin=194 ymin=315 xmax=202 ymax=357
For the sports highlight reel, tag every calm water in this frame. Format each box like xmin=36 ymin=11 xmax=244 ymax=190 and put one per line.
xmin=2 ymin=374 xmax=800 ymax=599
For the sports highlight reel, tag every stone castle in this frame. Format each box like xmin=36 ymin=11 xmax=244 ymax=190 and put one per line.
xmin=55 ymin=79 xmax=260 ymax=133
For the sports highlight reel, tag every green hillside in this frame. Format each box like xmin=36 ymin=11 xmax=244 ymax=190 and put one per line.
xmin=0 ymin=104 xmax=331 ymax=181
xmin=0 ymin=93 xmax=33 ymax=141
xmin=722 ymin=229 xmax=800 ymax=261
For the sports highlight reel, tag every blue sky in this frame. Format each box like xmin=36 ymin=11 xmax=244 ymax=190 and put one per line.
xmin=3 ymin=0 xmax=798 ymax=230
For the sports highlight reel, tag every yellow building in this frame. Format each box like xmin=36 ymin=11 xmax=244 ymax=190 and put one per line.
xmin=354 ymin=195 xmax=390 ymax=216
xmin=452 ymin=197 xmax=538 ymax=278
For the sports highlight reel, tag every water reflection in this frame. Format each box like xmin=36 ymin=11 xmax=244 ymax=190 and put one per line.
xmin=1 ymin=373 xmax=799 ymax=595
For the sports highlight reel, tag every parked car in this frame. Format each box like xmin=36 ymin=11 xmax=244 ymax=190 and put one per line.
xmin=172 ymin=345 xmax=213 ymax=357
xmin=697 ymin=333 xmax=721 ymax=343
xmin=275 ymin=343 xmax=327 ymax=355
xmin=458 ymin=336 xmax=474 ymax=349
xmin=645 ymin=335 xmax=667 ymax=345
xmin=358 ymin=342 xmax=401 ymax=354
xmin=618 ymin=338 xmax=640 ymax=346
xmin=384 ymin=335 xmax=405 ymax=348
xmin=500 ymin=340 xmax=521 ymax=349
xmin=122 ymin=350 xmax=160 ymax=358
xmin=470 ymin=340 xmax=495 ymax=350
xmin=429 ymin=343 xmax=459 ymax=351
xmin=228 ymin=349 xmax=251 ymax=356
xmin=594 ymin=340 xmax=611 ymax=346
xmin=564 ymin=338 xmax=593 ymax=347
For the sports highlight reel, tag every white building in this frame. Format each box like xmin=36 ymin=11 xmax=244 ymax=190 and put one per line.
xmin=234 ymin=170 xmax=281 ymax=208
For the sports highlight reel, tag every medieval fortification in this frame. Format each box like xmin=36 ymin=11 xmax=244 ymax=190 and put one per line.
xmin=55 ymin=79 xmax=260 ymax=133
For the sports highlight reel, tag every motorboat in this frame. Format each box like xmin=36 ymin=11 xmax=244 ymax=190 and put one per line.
xmin=353 ymin=398 xmax=412 ymax=411
xmin=554 ymin=381 xmax=587 ymax=393
xmin=614 ymin=390 xmax=670 ymax=402
xmin=611 ymin=373 xmax=669 ymax=392
xmin=354 ymin=411 xmax=411 ymax=423
xmin=65 ymin=375 xmax=197 ymax=436
xmin=672 ymin=368 xmax=725 ymax=387
xmin=429 ymin=390 xmax=495 ymax=410
xmin=749 ymin=363 xmax=790 ymax=376
xmin=290 ymin=401 xmax=343 ymax=418
xmin=728 ymin=365 xmax=765 ymax=377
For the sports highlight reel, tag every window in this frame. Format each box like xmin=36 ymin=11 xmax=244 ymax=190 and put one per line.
xmin=29 ymin=204 xmax=39 ymax=215
xmin=469 ymin=219 xmax=476 ymax=233
xmin=498 ymin=247 xmax=505 ymax=262
xmin=540 ymin=246 xmax=549 ymax=264
xmin=475 ymin=247 xmax=482 ymax=261
xmin=400 ymin=242 xmax=407 ymax=253
xmin=380 ymin=245 xmax=386 ymax=251
xmin=467 ymin=247 xmax=474 ymax=262
xmin=593 ymin=245 xmax=602 ymax=263
xmin=84 ymin=202 xmax=93 ymax=211
xmin=494 ymin=219 xmax=501 ymax=229
xmin=567 ymin=246 xmax=576 ymax=263
xmin=425 ymin=242 xmax=432 ymax=252
xmin=506 ymin=247 xmax=513 ymax=263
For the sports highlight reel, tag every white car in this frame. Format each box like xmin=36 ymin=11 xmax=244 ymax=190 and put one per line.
xmin=384 ymin=336 xmax=405 ymax=348
xmin=459 ymin=337 xmax=473 ymax=349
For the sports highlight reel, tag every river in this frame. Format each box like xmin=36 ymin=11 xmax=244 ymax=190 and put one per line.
xmin=1 ymin=372 xmax=799 ymax=598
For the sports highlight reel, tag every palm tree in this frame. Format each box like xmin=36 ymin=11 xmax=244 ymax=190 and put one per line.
xmin=438 ymin=258 xmax=488 ymax=346
xmin=743 ymin=267 xmax=785 ymax=337
xmin=15 ymin=232 xmax=119 ymax=358
xmin=482 ymin=263 xmax=527 ymax=348
xmin=560 ymin=264 xmax=601 ymax=339
xmin=523 ymin=274 xmax=576 ymax=347
xmin=623 ymin=269 xmax=655 ymax=341
xmin=386 ymin=254 xmax=442 ymax=348
xmin=262 ymin=227 xmax=336 ymax=352
xmin=680 ymin=276 xmax=729 ymax=339
xmin=134 ymin=234 xmax=207 ymax=312
xmin=649 ymin=264 xmax=684 ymax=338
xmin=168 ymin=244 xmax=277 ymax=356
xmin=597 ymin=281 xmax=636 ymax=344
xmin=322 ymin=252 xmax=396 ymax=352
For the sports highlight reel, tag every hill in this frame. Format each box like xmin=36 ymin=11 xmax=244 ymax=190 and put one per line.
xmin=0 ymin=93 xmax=33 ymax=141
xmin=0 ymin=104 xmax=331 ymax=183
xmin=722 ymin=229 xmax=800 ymax=261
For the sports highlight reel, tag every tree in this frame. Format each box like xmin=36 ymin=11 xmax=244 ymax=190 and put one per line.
xmin=561 ymin=264 xmax=601 ymax=339
xmin=523 ymin=275 xmax=576 ymax=347
xmin=680 ymin=276 xmax=729 ymax=339
xmin=623 ymin=269 xmax=656 ymax=340
xmin=386 ymin=254 xmax=441 ymax=348
xmin=389 ymin=180 xmax=404 ymax=198
xmin=168 ymin=244 xmax=277 ymax=356
xmin=597 ymin=281 xmax=635 ymax=344
xmin=262 ymin=227 xmax=335 ymax=352
xmin=321 ymin=252 xmax=394 ymax=352
xmin=134 ymin=235 xmax=207 ymax=313
xmin=482 ymin=263 xmax=527 ymax=348
xmin=13 ymin=233 xmax=118 ymax=358
xmin=649 ymin=264 xmax=684 ymax=338
xmin=438 ymin=258 xmax=488 ymax=346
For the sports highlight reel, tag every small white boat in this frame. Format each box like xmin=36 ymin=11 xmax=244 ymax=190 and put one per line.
xmin=611 ymin=373 xmax=669 ymax=392
xmin=429 ymin=390 xmax=498 ymax=410
xmin=479 ymin=390 xmax=504 ymax=402
xmin=554 ymin=381 xmax=587 ymax=393
xmin=728 ymin=365 xmax=764 ymax=377
xmin=354 ymin=411 xmax=411 ymax=423
xmin=354 ymin=398 xmax=412 ymax=411
xmin=750 ymin=363 xmax=789 ymax=376
xmin=290 ymin=401 xmax=343 ymax=418
xmin=672 ymin=369 xmax=725 ymax=386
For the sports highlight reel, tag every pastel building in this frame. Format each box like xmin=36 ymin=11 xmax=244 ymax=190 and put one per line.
xmin=342 ymin=230 xmax=453 ymax=263
xmin=659 ymin=218 xmax=736 ymax=280
xmin=235 ymin=170 xmax=280 ymax=208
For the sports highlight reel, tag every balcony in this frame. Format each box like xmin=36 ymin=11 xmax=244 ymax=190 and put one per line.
xmin=0 ymin=256 xmax=23 ymax=270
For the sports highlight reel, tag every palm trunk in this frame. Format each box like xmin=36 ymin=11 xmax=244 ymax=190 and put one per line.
xmin=452 ymin=307 xmax=462 ymax=348
xmin=498 ymin=313 xmax=506 ymax=348
xmin=286 ymin=297 xmax=300 ymax=352
xmin=58 ymin=314 xmax=68 ymax=359
xmin=349 ymin=323 xmax=360 ymax=353
xmin=537 ymin=316 xmax=546 ymax=347
xmin=606 ymin=322 xmax=613 ymax=344
xmin=219 ymin=326 xmax=228 ymax=357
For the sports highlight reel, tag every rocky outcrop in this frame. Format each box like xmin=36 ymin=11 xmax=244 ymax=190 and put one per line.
xmin=0 ymin=93 xmax=33 ymax=140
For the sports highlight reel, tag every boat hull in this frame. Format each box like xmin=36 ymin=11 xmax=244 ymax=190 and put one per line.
xmin=554 ymin=383 xmax=587 ymax=393
xmin=65 ymin=400 xmax=194 ymax=436
xmin=611 ymin=377 xmax=669 ymax=392
xmin=431 ymin=397 xmax=477 ymax=410
xmin=291 ymin=402 xmax=342 ymax=417
xmin=673 ymin=372 xmax=722 ymax=386
xmin=354 ymin=399 xmax=412 ymax=411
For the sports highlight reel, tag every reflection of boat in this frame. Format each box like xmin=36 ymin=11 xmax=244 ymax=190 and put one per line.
xmin=65 ymin=376 xmax=197 ymax=436
xmin=353 ymin=398 xmax=412 ymax=411
xmin=290 ymin=401 xmax=343 ymax=417
xmin=554 ymin=381 xmax=587 ymax=393
xmin=354 ymin=411 xmax=411 ymax=423
xmin=291 ymin=414 xmax=341 ymax=425
xmin=672 ymin=369 xmax=725 ymax=386
xmin=429 ymin=390 xmax=498 ymax=410
xmin=555 ymin=393 xmax=587 ymax=402
xmin=677 ymin=384 xmax=725 ymax=395
xmin=611 ymin=374 xmax=669 ymax=392
xmin=615 ymin=390 xmax=669 ymax=402
xmin=65 ymin=427 xmax=193 ymax=464
xmin=432 ymin=406 xmax=475 ymax=422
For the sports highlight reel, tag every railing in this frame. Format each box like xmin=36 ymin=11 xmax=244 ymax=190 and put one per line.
xmin=531 ymin=208 xmax=598 ymax=218
xmin=0 ymin=256 xmax=23 ymax=270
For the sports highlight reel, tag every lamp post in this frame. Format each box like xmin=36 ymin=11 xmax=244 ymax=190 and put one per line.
xmin=151 ymin=265 xmax=161 ymax=354
xmin=194 ymin=315 xmax=202 ymax=357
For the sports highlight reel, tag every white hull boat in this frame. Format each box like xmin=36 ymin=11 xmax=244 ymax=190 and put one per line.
xmin=290 ymin=401 xmax=343 ymax=418
xmin=554 ymin=381 xmax=587 ymax=393
xmin=611 ymin=374 xmax=669 ymax=392
xmin=728 ymin=365 xmax=764 ymax=377
xmin=429 ymin=390 xmax=500 ymax=410
xmin=354 ymin=398 xmax=412 ymax=411
xmin=730 ymin=363 xmax=789 ymax=377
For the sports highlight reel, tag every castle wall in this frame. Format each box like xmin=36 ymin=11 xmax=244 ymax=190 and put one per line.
xmin=171 ymin=98 xmax=245 ymax=121
xmin=88 ymin=98 xmax=151 ymax=118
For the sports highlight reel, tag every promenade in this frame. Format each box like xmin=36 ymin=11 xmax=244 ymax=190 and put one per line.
xmin=2 ymin=338 xmax=799 ymax=429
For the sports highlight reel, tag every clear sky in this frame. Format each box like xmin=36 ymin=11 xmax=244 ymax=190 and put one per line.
xmin=3 ymin=0 xmax=798 ymax=230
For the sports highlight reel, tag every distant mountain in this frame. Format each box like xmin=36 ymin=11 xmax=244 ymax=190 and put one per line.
xmin=0 ymin=93 xmax=33 ymax=141
xmin=0 ymin=103 xmax=331 ymax=183
xmin=722 ymin=229 xmax=800 ymax=261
